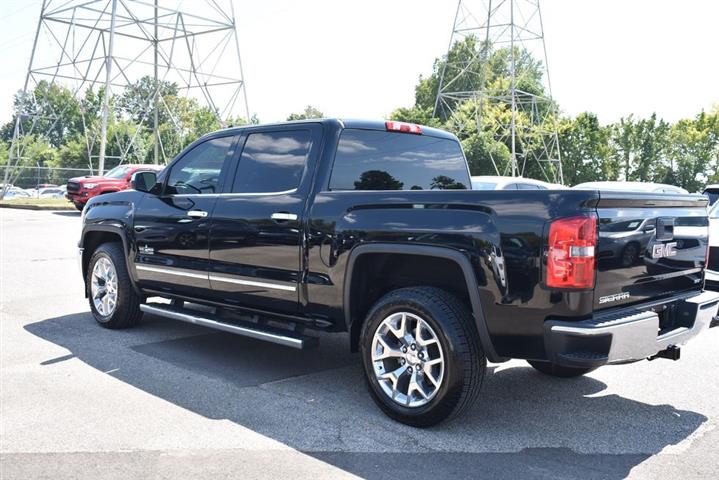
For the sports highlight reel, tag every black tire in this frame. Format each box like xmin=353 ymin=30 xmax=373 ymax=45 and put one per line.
xmin=86 ymin=242 xmax=143 ymax=329
xmin=74 ymin=202 xmax=84 ymax=211
xmin=620 ymin=243 xmax=639 ymax=267
xmin=527 ymin=360 xmax=597 ymax=378
xmin=360 ymin=287 xmax=485 ymax=427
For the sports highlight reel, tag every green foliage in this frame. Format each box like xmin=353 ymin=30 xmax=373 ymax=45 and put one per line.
xmin=391 ymin=36 xmax=718 ymax=190
xmin=287 ymin=105 xmax=324 ymax=121
xmin=2 ymin=41 xmax=717 ymax=193
xmin=558 ymin=112 xmax=617 ymax=185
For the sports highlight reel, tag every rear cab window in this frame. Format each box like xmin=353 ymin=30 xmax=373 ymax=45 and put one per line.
xmin=329 ymin=129 xmax=470 ymax=191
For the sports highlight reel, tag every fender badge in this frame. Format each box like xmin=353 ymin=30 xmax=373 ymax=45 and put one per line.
xmin=139 ymin=245 xmax=154 ymax=255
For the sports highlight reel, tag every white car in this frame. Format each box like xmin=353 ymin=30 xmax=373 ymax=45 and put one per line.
xmin=703 ymin=184 xmax=719 ymax=207
xmin=2 ymin=188 xmax=31 ymax=200
xmin=572 ymin=181 xmax=688 ymax=194
xmin=39 ymin=187 xmax=66 ymax=199
xmin=707 ymin=202 xmax=719 ymax=290
xmin=471 ymin=175 xmax=564 ymax=190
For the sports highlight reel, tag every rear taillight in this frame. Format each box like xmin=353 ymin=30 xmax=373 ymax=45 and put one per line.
xmin=385 ymin=121 xmax=422 ymax=134
xmin=547 ymin=215 xmax=597 ymax=289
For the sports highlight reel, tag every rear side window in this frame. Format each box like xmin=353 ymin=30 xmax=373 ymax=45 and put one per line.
xmin=329 ymin=129 xmax=469 ymax=191
xmin=232 ymin=130 xmax=311 ymax=193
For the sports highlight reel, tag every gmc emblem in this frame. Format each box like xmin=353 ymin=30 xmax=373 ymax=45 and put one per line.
xmin=651 ymin=242 xmax=678 ymax=259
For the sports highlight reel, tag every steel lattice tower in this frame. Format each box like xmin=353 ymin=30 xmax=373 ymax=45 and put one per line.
xmin=2 ymin=0 xmax=249 ymax=196
xmin=434 ymin=0 xmax=563 ymax=183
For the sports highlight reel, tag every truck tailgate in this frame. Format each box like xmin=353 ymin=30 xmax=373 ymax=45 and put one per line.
xmin=593 ymin=192 xmax=710 ymax=310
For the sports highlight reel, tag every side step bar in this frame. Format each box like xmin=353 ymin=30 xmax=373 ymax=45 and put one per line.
xmin=140 ymin=303 xmax=318 ymax=349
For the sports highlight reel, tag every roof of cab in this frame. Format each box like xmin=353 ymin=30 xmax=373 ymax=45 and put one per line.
xmin=210 ymin=118 xmax=457 ymax=141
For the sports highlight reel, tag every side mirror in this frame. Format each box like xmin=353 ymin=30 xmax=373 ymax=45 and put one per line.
xmin=131 ymin=171 xmax=157 ymax=193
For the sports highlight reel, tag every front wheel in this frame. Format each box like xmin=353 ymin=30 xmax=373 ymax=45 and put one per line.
xmin=360 ymin=287 xmax=485 ymax=427
xmin=74 ymin=202 xmax=84 ymax=211
xmin=86 ymin=242 xmax=143 ymax=329
xmin=527 ymin=360 xmax=597 ymax=378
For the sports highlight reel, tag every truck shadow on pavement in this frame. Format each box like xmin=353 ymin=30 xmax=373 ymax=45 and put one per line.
xmin=26 ymin=312 xmax=707 ymax=480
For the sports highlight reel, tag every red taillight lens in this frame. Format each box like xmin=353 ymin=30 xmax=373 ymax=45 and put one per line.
xmin=547 ymin=215 xmax=597 ymax=289
xmin=385 ymin=121 xmax=422 ymax=134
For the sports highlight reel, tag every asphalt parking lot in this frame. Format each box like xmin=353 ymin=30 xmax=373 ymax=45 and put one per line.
xmin=1 ymin=208 xmax=718 ymax=479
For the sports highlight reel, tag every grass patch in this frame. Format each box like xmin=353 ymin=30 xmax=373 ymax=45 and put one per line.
xmin=0 ymin=198 xmax=74 ymax=209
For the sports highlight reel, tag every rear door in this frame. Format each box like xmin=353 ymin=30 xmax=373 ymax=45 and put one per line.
xmin=133 ymin=134 xmax=237 ymax=297
xmin=208 ymin=124 xmax=322 ymax=313
xmin=593 ymin=192 xmax=710 ymax=310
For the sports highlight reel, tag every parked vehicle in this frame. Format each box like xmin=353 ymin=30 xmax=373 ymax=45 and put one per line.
xmin=707 ymin=202 xmax=719 ymax=291
xmin=39 ymin=187 xmax=66 ymax=199
xmin=573 ymin=181 xmax=689 ymax=194
xmin=2 ymin=188 xmax=31 ymax=200
xmin=66 ymin=164 xmax=164 ymax=211
xmin=703 ymin=184 xmax=719 ymax=207
xmin=77 ymin=119 xmax=719 ymax=427
xmin=471 ymin=175 xmax=563 ymax=190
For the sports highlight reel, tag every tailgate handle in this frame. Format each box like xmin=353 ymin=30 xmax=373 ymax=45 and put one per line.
xmin=656 ymin=217 xmax=675 ymax=241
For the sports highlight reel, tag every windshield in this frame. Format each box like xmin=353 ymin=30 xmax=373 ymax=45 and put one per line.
xmin=471 ymin=181 xmax=498 ymax=190
xmin=104 ymin=165 xmax=133 ymax=179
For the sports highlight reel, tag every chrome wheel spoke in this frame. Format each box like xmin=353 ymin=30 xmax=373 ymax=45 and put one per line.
xmin=91 ymin=257 xmax=118 ymax=317
xmin=371 ymin=311 xmax=445 ymax=408
xmin=373 ymin=336 xmax=403 ymax=361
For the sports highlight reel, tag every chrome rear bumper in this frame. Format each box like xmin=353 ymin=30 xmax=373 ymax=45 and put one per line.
xmin=544 ymin=290 xmax=719 ymax=368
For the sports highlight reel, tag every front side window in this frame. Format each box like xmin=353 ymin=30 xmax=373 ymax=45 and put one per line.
xmin=165 ymin=136 xmax=233 ymax=195
xmin=232 ymin=130 xmax=311 ymax=193
xmin=329 ymin=129 xmax=469 ymax=191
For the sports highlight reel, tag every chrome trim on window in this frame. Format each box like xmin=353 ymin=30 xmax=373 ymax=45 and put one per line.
xmin=215 ymin=189 xmax=298 ymax=197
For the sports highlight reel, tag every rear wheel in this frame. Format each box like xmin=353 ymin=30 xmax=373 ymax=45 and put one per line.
xmin=86 ymin=242 xmax=142 ymax=329
xmin=527 ymin=360 xmax=597 ymax=378
xmin=360 ymin=287 xmax=485 ymax=427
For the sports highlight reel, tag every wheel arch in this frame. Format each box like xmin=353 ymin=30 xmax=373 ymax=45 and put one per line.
xmin=343 ymin=243 xmax=504 ymax=362
xmin=81 ymin=225 xmax=140 ymax=297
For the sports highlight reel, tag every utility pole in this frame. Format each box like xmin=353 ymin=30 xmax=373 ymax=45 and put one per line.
xmin=153 ymin=0 xmax=160 ymax=165
xmin=435 ymin=0 xmax=563 ymax=184
xmin=5 ymin=0 xmax=249 ymax=192
xmin=98 ymin=0 xmax=118 ymax=176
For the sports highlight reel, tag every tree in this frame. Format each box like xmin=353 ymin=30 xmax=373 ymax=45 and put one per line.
xmin=287 ymin=105 xmax=323 ymax=121
xmin=118 ymin=76 xmax=179 ymax=128
xmin=558 ymin=112 xmax=617 ymax=185
xmin=430 ymin=175 xmax=467 ymax=189
xmin=354 ymin=170 xmax=403 ymax=190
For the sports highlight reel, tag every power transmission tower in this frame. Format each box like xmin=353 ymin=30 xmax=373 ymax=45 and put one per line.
xmin=2 ymin=0 xmax=250 ymax=198
xmin=434 ymin=0 xmax=563 ymax=184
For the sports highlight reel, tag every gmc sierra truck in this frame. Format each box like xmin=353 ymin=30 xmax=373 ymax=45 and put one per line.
xmin=77 ymin=119 xmax=719 ymax=427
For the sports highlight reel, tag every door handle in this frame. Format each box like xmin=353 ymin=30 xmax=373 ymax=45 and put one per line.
xmin=271 ymin=212 xmax=298 ymax=221
xmin=187 ymin=210 xmax=208 ymax=218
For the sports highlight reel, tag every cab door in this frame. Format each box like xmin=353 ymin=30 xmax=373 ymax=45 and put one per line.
xmin=133 ymin=134 xmax=238 ymax=297
xmin=208 ymin=124 xmax=321 ymax=313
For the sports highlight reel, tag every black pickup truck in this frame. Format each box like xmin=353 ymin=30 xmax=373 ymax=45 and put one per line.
xmin=78 ymin=119 xmax=719 ymax=426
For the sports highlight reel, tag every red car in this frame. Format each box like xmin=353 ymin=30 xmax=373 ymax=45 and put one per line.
xmin=66 ymin=164 xmax=164 ymax=211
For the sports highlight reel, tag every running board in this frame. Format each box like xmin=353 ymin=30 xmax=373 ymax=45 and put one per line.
xmin=139 ymin=303 xmax=318 ymax=349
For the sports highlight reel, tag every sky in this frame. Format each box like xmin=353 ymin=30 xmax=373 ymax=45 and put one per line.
xmin=0 ymin=0 xmax=717 ymax=126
